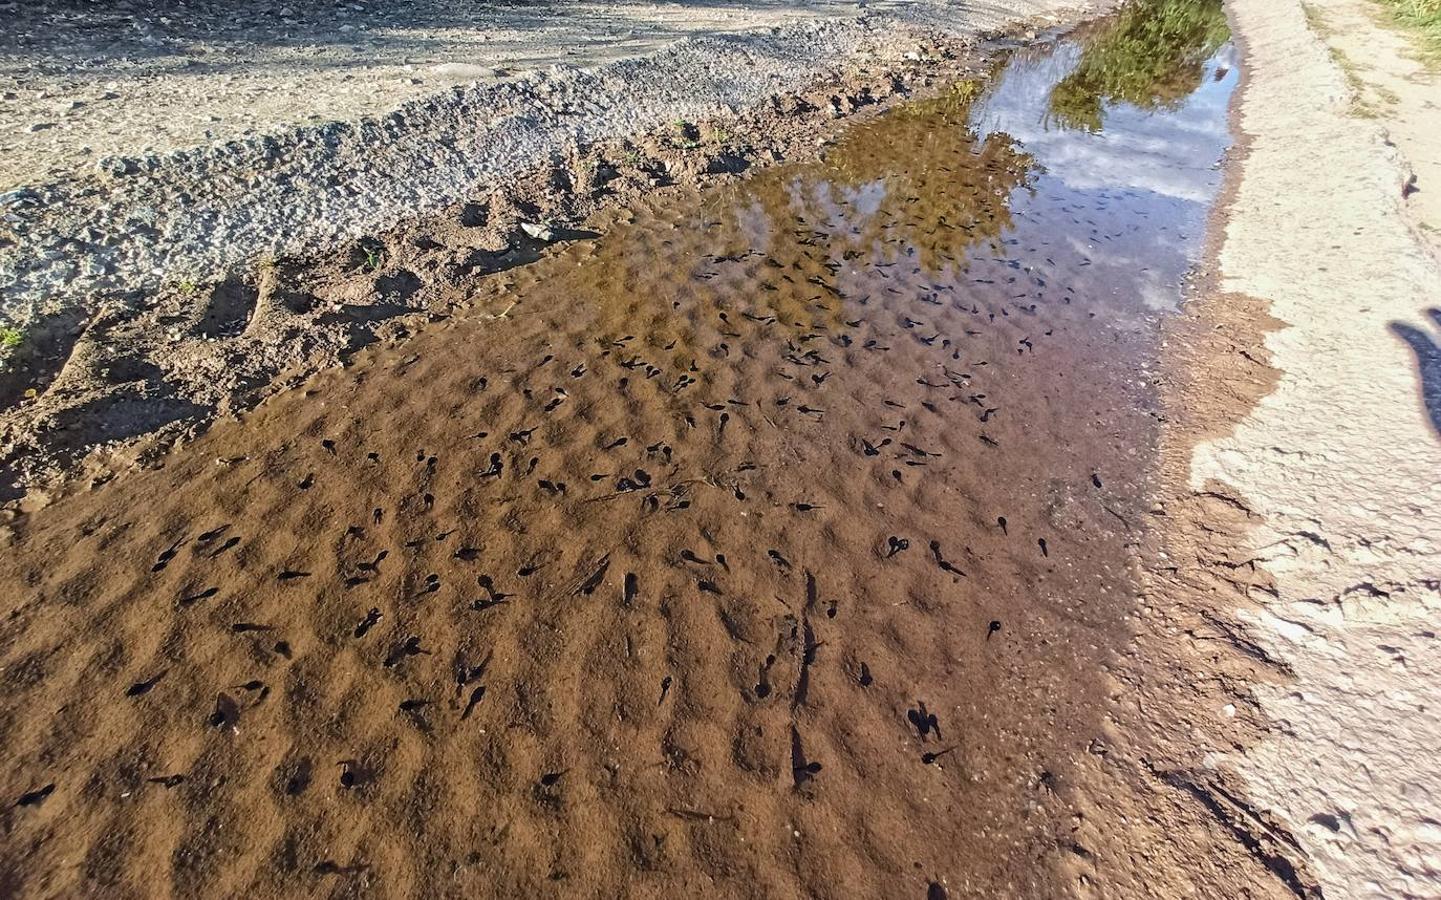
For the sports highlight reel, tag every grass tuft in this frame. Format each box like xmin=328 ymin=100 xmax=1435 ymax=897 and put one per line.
xmin=1375 ymin=0 xmax=1441 ymax=65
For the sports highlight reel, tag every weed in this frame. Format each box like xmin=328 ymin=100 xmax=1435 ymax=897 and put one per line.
xmin=671 ymin=119 xmax=701 ymax=148
xmin=1375 ymin=0 xmax=1441 ymax=65
xmin=0 ymin=325 xmax=22 ymax=371
xmin=362 ymin=246 xmax=384 ymax=273
xmin=177 ymin=278 xmax=198 ymax=296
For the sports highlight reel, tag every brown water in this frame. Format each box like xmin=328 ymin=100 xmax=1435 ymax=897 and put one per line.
xmin=0 ymin=9 xmax=1239 ymax=899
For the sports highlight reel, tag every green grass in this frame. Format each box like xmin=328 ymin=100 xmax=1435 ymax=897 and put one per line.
xmin=1375 ymin=0 xmax=1441 ymax=64
xmin=0 ymin=326 xmax=21 ymax=352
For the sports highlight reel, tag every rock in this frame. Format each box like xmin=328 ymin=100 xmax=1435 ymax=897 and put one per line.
xmin=0 ymin=188 xmax=40 ymax=210
xmin=429 ymin=63 xmax=496 ymax=81
xmin=703 ymin=153 xmax=748 ymax=175
xmin=520 ymin=222 xmax=556 ymax=242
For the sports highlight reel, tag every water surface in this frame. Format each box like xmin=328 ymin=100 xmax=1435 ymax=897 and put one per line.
xmin=0 ymin=5 xmax=1242 ymax=898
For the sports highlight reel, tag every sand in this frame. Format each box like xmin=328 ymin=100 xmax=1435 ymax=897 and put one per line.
xmin=9 ymin=0 xmax=1437 ymax=895
xmin=0 ymin=28 xmax=1280 ymax=896
xmin=1183 ymin=0 xmax=1441 ymax=895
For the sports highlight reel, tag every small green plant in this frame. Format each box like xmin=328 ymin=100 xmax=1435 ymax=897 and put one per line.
xmin=362 ymin=246 xmax=384 ymax=272
xmin=670 ymin=119 xmax=701 ymax=149
xmin=0 ymin=326 xmax=22 ymax=371
xmin=177 ymin=278 xmax=198 ymax=296
xmin=623 ymin=149 xmax=643 ymax=166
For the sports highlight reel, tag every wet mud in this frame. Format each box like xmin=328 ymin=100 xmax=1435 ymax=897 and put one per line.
xmin=0 ymin=5 xmax=1246 ymax=898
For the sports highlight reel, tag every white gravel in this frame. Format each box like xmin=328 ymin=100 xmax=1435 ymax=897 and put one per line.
xmin=0 ymin=0 xmax=1001 ymax=189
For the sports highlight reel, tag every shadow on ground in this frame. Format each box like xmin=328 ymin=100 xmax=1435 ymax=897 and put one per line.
xmin=1389 ymin=307 xmax=1441 ymax=437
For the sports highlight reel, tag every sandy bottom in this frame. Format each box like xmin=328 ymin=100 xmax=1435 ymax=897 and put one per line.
xmin=0 ymin=24 xmax=1245 ymax=899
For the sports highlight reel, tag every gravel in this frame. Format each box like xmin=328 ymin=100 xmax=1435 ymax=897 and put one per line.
xmin=0 ymin=0 xmax=1084 ymax=326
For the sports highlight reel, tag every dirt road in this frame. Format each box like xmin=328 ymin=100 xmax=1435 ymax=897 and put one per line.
xmin=2 ymin=0 xmax=1440 ymax=897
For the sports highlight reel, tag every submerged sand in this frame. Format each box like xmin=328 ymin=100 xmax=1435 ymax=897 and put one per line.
xmin=0 ymin=23 xmax=1283 ymax=897
xmin=12 ymin=0 xmax=1438 ymax=895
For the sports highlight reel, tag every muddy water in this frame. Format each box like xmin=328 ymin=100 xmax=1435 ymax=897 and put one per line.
xmin=0 ymin=8 xmax=1237 ymax=900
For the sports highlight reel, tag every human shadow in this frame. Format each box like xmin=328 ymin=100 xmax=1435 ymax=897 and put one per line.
xmin=1388 ymin=307 xmax=1441 ymax=437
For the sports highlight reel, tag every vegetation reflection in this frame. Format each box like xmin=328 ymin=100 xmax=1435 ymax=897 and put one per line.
xmin=1047 ymin=0 xmax=1231 ymax=132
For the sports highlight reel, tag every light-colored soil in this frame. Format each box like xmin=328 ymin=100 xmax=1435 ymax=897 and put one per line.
xmin=0 ymin=0 xmax=948 ymax=190
xmin=1299 ymin=0 xmax=1441 ymax=259
xmin=1179 ymin=0 xmax=1441 ymax=896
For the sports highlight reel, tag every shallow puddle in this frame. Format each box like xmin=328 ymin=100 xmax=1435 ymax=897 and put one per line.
xmin=0 ymin=4 xmax=1237 ymax=897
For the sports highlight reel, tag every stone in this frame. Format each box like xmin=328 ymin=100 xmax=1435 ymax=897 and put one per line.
xmin=429 ymin=63 xmax=496 ymax=81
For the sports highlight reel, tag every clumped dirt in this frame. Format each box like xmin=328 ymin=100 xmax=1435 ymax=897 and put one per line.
xmin=0 ymin=27 xmax=1291 ymax=895
xmin=0 ymin=33 xmax=1018 ymax=506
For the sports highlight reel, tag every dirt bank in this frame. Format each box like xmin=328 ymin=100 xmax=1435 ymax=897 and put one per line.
xmin=1174 ymin=0 xmax=1441 ymax=895
xmin=0 ymin=0 xmax=1033 ymax=190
